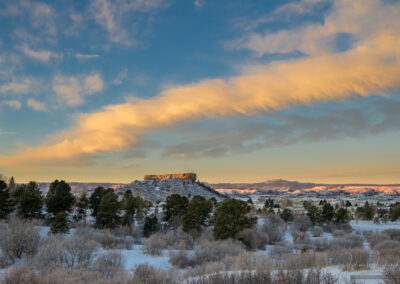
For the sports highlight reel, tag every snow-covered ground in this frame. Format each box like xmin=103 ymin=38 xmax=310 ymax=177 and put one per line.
xmin=350 ymin=220 xmax=400 ymax=233
xmin=118 ymin=245 xmax=171 ymax=271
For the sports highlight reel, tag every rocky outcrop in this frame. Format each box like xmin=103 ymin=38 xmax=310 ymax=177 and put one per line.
xmin=144 ymin=173 xmax=197 ymax=182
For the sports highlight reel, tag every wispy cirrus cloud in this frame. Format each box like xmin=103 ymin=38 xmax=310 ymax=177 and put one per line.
xmin=53 ymin=73 xmax=104 ymax=106
xmin=89 ymin=0 xmax=171 ymax=45
xmin=18 ymin=45 xmax=63 ymax=62
xmin=1 ymin=0 xmax=400 ymax=167
xmin=2 ymin=100 xmax=21 ymax=110
xmin=0 ymin=79 xmax=33 ymax=95
xmin=27 ymin=98 xmax=47 ymax=112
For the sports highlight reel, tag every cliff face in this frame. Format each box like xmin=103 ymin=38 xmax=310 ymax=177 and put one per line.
xmin=144 ymin=173 xmax=197 ymax=182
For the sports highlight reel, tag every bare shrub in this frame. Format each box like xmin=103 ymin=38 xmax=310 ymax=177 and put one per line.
xmin=142 ymin=231 xmax=195 ymax=256
xmin=276 ymin=269 xmax=337 ymax=284
xmin=279 ymin=252 xmax=328 ymax=270
xmin=384 ymin=264 xmax=400 ymax=284
xmin=94 ymin=250 xmax=125 ymax=279
xmin=227 ymin=252 xmax=271 ymax=272
xmin=237 ymin=228 xmax=267 ymax=250
xmin=131 ymin=264 xmax=174 ymax=284
xmin=323 ymin=222 xmax=352 ymax=233
xmin=365 ymin=232 xmax=391 ymax=248
xmin=329 ymin=248 xmax=369 ymax=271
xmin=269 ymin=244 xmax=293 ymax=256
xmin=3 ymin=265 xmax=41 ymax=284
xmin=131 ymin=225 xmax=144 ymax=244
xmin=193 ymin=239 xmax=245 ymax=265
xmin=383 ymin=229 xmax=400 ymax=242
xmin=311 ymin=238 xmax=330 ymax=252
xmin=34 ymin=235 xmax=65 ymax=272
xmin=187 ymin=271 xmax=273 ymax=284
xmin=292 ymin=215 xmax=312 ymax=232
xmin=99 ymin=230 xmax=127 ymax=249
xmin=61 ymin=235 xmax=99 ymax=268
xmin=311 ymin=226 xmax=323 ymax=237
xmin=374 ymin=240 xmax=400 ymax=251
xmin=332 ymin=230 xmax=346 ymax=237
xmin=330 ymin=234 xmax=363 ymax=249
xmin=376 ymin=247 xmax=400 ymax=265
xmin=169 ymin=250 xmax=193 ymax=268
xmin=260 ymin=215 xmax=286 ymax=244
xmin=292 ymin=231 xmax=311 ymax=244
xmin=0 ymin=218 xmax=41 ymax=263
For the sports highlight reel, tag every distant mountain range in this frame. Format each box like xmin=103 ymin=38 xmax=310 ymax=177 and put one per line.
xmin=37 ymin=178 xmax=400 ymax=198
xmin=209 ymin=179 xmax=400 ymax=196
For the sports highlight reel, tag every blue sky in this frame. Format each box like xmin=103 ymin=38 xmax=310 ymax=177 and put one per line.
xmin=0 ymin=0 xmax=400 ymax=183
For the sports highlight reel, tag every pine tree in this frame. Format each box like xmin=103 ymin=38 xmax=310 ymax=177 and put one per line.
xmin=122 ymin=195 xmax=144 ymax=227
xmin=8 ymin=176 xmax=16 ymax=196
xmin=46 ymin=180 xmax=75 ymax=216
xmin=213 ymin=198 xmax=257 ymax=240
xmin=89 ymin=187 xmax=113 ymax=217
xmin=51 ymin=212 xmax=70 ymax=234
xmin=74 ymin=192 xmax=89 ymax=222
xmin=182 ymin=196 xmax=212 ymax=235
xmin=321 ymin=202 xmax=335 ymax=222
xmin=17 ymin=181 xmax=43 ymax=219
xmin=95 ymin=191 xmax=121 ymax=229
xmin=280 ymin=208 xmax=294 ymax=223
xmin=0 ymin=180 xmax=13 ymax=219
xmin=143 ymin=215 xmax=159 ymax=237
xmin=163 ymin=194 xmax=188 ymax=231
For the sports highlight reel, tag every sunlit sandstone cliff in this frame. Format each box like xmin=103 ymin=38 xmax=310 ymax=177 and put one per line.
xmin=144 ymin=173 xmax=197 ymax=182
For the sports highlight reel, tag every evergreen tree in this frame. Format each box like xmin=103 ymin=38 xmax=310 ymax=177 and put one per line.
xmin=182 ymin=196 xmax=212 ymax=235
xmin=143 ymin=215 xmax=159 ymax=237
xmin=163 ymin=194 xmax=188 ymax=230
xmin=334 ymin=208 xmax=350 ymax=223
xmin=0 ymin=180 xmax=13 ymax=219
xmin=389 ymin=203 xmax=400 ymax=221
xmin=8 ymin=176 xmax=16 ymax=196
xmin=74 ymin=192 xmax=89 ymax=222
xmin=51 ymin=212 xmax=70 ymax=234
xmin=306 ymin=204 xmax=321 ymax=224
xmin=265 ymin=198 xmax=274 ymax=208
xmin=122 ymin=196 xmax=144 ymax=227
xmin=364 ymin=201 xmax=375 ymax=220
xmin=280 ymin=208 xmax=294 ymax=222
xmin=89 ymin=187 xmax=113 ymax=217
xmin=17 ymin=181 xmax=43 ymax=219
xmin=95 ymin=191 xmax=121 ymax=229
xmin=45 ymin=180 xmax=75 ymax=216
xmin=345 ymin=200 xmax=352 ymax=207
xmin=213 ymin=198 xmax=257 ymax=240
xmin=321 ymin=202 xmax=335 ymax=222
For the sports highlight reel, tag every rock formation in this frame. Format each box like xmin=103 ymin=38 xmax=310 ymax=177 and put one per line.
xmin=144 ymin=173 xmax=197 ymax=182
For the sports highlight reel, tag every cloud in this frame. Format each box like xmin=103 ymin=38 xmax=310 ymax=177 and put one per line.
xmin=1 ymin=1 xmax=57 ymax=35
xmin=194 ymin=0 xmax=205 ymax=9
xmin=27 ymin=98 xmax=47 ymax=112
xmin=1 ymin=0 xmax=400 ymax=167
xmin=230 ymin=0 xmax=400 ymax=56
xmin=112 ymin=69 xmax=128 ymax=85
xmin=89 ymin=0 xmax=170 ymax=45
xmin=2 ymin=100 xmax=21 ymax=110
xmin=75 ymin=53 xmax=100 ymax=59
xmin=0 ymin=129 xmax=16 ymax=135
xmin=53 ymin=73 xmax=104 ymax=106
xmin=19 ymin=45 xmax=63 ymax=62
xmin=0 ymin=79 xmax=32 ymax=95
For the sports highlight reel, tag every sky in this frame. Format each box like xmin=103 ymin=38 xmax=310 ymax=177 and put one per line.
xmin=0 ymin=0 xmax=400 ymax=184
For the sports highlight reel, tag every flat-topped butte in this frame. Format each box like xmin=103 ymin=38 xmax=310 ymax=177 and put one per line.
xmin=144 ymin=173 xmax=197 ymax=182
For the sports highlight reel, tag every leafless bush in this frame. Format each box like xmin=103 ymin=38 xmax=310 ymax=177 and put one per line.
xmin=131 ymin=225 xmax=144 ymax=244
xmin=311 ymin=238 xmax=330 ymax=251
xmin=94 ymin=250 xmax=125 ymax=279
xmin=269 ymin=244 xmax=293 ymax=256
xmin=383 ymin=229 xmax=400 ymax=242
xmin=329 ymin=248 xmax=369 ymax=271
xmin=330 ymin=234 xmax=363 ymax=249
xmin=142 ymin=231 xmax=195 ymax=256
xmin=311 ymin=226 xmax=323 ymax=237
xmin=292 ymin=215 xmax=312 ymax=232
xmin=323 ymin=222 xmax=352 ymax=233
xmin=131 ymin=264 xmax=174 ymax=284
xmin=237 ymin=228 xmax=267 ymax=250
xmin=260 ymin=215 xmax=286 ymax=244
xmin=332 ymin=230 xmax=346 ymax=237
xmin=364 ymin=232 xmax=391 ymax=248
xmin=376 ymin=247 xmax=400 ymax=265
xmin=374 ymin=240 xmax=400 ymax=251
xmin=279 ymin=252 xmax=328 ymax=270
xmin=193 ymin=239 xmax=245 ymax=265
xmin=275 ymin=269 xmax=337 ymax=284
xmin=0 ymin=218 xmax=41 ymax=263
xmin=99 ymin=230 xmax=127 ymax=249
xmin=3 ymin=265 xmax=41 ymax=284
xmin=292 ymin=231 xmax=311 ymax=244
xmin=169 ymin=250 xmax=195 ymax=268
xmin=384 ymin=264 xmax=400 ymax=284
